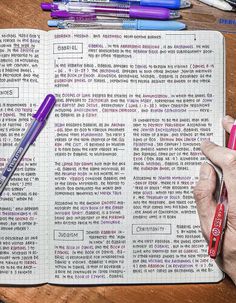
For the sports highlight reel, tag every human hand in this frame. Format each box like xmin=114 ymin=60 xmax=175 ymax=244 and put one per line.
xmin=194 ymin=115 xmax=236 ymax=285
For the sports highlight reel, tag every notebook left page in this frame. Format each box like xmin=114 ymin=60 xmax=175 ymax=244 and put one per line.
xmin=0 ymin=29 xmax=50 ymax=284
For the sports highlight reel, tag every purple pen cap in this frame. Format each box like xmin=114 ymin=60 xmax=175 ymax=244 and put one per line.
xmin=129 ymin=6 xmax=180 ymax=19
xmin=41 ymin=2 xmax=58 ymax=11
xmin=33 ymin=94 xmax=56 ymax=122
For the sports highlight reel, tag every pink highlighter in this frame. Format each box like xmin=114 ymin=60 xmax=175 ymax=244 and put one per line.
xmin=208 ymin=121 xmax=236 ymax=258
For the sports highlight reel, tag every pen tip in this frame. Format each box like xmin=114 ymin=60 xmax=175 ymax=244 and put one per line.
xmin=170 ymin=10 xmax=181 ymax=19
xmin=180 ymin=0 xmax=192 ymax=7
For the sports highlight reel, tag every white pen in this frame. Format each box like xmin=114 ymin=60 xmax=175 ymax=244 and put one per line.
xmin=48 ymin=18 xmax=186 ymax=30
xmin=198 ymin=0 xmax=234 ymax=11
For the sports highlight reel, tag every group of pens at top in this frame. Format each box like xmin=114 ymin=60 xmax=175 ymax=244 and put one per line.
xmin=41 ymin=0 xmax=236 ymax=31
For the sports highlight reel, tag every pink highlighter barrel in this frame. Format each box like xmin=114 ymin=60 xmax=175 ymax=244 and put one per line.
xmin=228 ymin=123 xmax=236 ymax=149
xmin=208 ymin=121 xmax=236 ymax=258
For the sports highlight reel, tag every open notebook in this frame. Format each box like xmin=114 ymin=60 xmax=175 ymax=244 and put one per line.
xmin=0 ymin=29 xmax=224 ymax=285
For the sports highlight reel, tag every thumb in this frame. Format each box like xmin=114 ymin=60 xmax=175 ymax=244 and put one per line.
xmin=222 ymin=115 xmax=235 ymax=133
xmin=194 ymin=162 xmax=217 ymax=241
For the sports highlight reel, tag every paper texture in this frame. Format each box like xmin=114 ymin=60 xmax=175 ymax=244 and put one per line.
xmin=0 ymin=29 xmax=224 ymax=284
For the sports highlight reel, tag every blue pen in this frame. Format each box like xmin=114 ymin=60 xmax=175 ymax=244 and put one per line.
xmin=48 ymin=18 xmax=186 ymax=30
xmin=45 ymin=0 xmax=191 ymax=9
xmin=0 ymin=95 xmax=56 ymax=195
xmin=116 ymin=0 xmax=191 ymax=8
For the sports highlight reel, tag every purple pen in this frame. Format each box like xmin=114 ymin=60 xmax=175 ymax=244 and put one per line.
xmin=0 ymin=94 xmax=56 ymax=195
xmin=51 ymin=6 xmax=179 ymax=19
xmin=49 ymin=2 xmax=180 ymax=19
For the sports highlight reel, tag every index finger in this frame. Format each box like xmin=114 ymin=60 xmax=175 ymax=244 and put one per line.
xmin=201 ymin=140 xmax=236 ymax=208
xmin=200 ymin=140 xmax=236 ymax=170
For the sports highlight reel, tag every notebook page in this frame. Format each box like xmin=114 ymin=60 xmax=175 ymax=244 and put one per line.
xmin=0 ymin=29 xmax=49 ymax=284
xmin=47 ymin=30 xmax=224 ymax=284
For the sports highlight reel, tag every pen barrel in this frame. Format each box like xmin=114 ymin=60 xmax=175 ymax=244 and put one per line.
xmin=0 ymin=120 xmax=42 ymax=195
xmin=227 ymin=125 xmax=236 ymax=150
xmin=66 ymin=2 xmax=130 ymax=13
xmin=122 ymin=19 xmax=185 ymax=30
xmin=52 ymin=11 xmax=93 ymax=18
xmin=208 ymin=203 xmax=225 ymax=258
xmin=129 ymin=6 xmax=171 ymax=19
xmin=93 ymin=4 xmax=129 ymax=13
xmin=140 ymin=0 xmax=181 ymax=8
xmin=60 ymin=19 xmax=124 ymax=29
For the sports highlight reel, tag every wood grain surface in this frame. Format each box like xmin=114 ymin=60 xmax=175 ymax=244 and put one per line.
xmin=0 ymin=0 xmax=236 ymax=302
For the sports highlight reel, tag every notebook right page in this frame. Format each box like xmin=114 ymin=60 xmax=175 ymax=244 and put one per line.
xmin=47 ymin=30 xmax=224 ymax=284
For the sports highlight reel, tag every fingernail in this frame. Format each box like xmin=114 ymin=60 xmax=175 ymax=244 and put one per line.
xmin=199 ymin=163 xmax=212 ymax=180
xmin=223 ymin=115 xmax=235 ymax=123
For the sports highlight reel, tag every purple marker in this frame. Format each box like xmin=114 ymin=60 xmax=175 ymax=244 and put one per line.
xmin=49 ymin=3 xmax=180 ymax=20
xmin=0 ymin=94 xmax=56 ymax=195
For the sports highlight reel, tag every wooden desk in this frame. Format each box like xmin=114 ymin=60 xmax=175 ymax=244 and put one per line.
xmin=0 ymin=1 xmax=236 ymax=302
